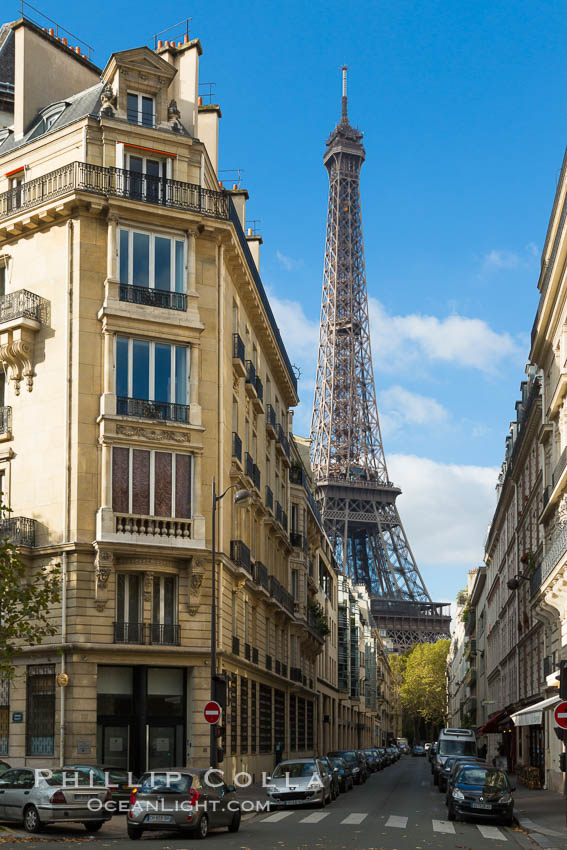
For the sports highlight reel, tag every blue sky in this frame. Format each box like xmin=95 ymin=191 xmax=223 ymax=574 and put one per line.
xmin=39 ymin=0 xmax=564 ymax=607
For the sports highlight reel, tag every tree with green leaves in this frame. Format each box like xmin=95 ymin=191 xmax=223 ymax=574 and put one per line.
xmin=399 ymin=638 xmax=450 ymax=734
xmin=0 ymin=532 xmax=61 ymax=677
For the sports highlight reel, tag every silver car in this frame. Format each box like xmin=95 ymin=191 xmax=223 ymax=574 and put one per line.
xmin=266 ymin=758 xmax=332 ymax=809
xmin=0 ymin=768 xmax=111 ymax=833
xmin=127 ymin=768 xmax=241 ymax=840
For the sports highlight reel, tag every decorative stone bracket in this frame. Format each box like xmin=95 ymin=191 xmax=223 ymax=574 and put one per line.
xmin=0 ymin=326 xmax=37 ymax=395
xmin=187 ymin=558 xmax=205 ymax=616
xmin=94 ymin=547 xmax=114 ymax=611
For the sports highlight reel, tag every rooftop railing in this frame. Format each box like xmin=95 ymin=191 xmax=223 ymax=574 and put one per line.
xmin=119 ymin=283 xmax=186 ymax=312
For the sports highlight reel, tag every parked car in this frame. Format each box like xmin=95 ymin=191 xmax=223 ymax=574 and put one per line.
xmin=318 ymin=757 xmax=340 ymax=800
xmin=328 ymin=750 xmax=363 ymax=784
xmin=62 ymin=764 xmax=137 ymax=808
xmin=0 ymin=767 xmax=111 ymax=833
xmin=439 ymin=756 xmax=485 ymax=794
xmin=446 ymin=765 xmax=515 ymax=825
xmin=355 ymin=751 xmax=369 ymax=781
xmin=445 ymin=759 xmax=487 ymax=802
xmin=433 ymin=728 xmax=477 ymax=785
xmin=370 ymin=748 xmax=385 ymax=769
xmin=428 ymin=742 xmax=438 ymax=764
xmin=412 ymin=745 xmax=426 ymax=757
xmin=327 ymin=756 xmax=354 ymax=792
xmin=362 ymin=749 xmax=379 ymax=772
xmin=266 ymin=759 xmax=332 ymax=810
xmin=0 ymin=761 xmax=10 ymax=776
xmin=377 ymin=746 xmax=391 ymax=766
xmin=127 ymin=768 xmax=240 ymax=839
xmin=387 ymin=746 xmax=400 ymax=762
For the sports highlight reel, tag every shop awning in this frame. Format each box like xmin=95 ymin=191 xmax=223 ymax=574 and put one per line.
xmin=477 ymin=710 xmax=508 ymax=735
xmin=511 ymin=696 xmax=560 ymax=727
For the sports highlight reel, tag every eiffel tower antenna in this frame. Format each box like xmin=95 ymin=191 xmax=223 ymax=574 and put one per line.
xmin=310 ymin=68 xmax=451 ymax=652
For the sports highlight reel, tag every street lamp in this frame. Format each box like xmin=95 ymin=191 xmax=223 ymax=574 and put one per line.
xmin=210 ymin=478 xmax=251 ymax=769
xmin=507 ymin=574 xmax=530 ymax=592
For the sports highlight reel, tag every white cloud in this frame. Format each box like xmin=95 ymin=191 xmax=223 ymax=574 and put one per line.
xmin=276 ymin=250 xmax=303 ymax=272
xmin=387 ymin=453 xmax=498 ymax=568
xmin=268 ymin=290 xmax=319 ymax=360
xmin=378 ymin=386 xmax=449 ymax=431
xmin=368 ymin=298 xmax=522 ymax=374
xmin=482 ymin=242 xmax=539 ymax=271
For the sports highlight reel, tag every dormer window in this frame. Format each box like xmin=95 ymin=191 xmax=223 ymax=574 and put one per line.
xmin=127 ymin=92 xmax=155 ymax=127
xmin=28 ymin=101 xmax=68 ymax=140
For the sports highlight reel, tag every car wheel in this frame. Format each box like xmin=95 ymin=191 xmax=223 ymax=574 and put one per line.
xmin=439 ymin=780 xmax=445 ymax=793
xmin=83 ymin=822 xmax=105 ymax=833
xmin=503 ymin=814 xmax=514 ymax=827
xmin=228 ymin=811 xmax=241 ymax=833
xmin=127 ymin=825 xmax=142 ymax=840
xmin=23 ymin=805 xmax=42 ymax=834
xmin=433 ymin=773 xmax=439 ymax=786
xmin=196 ymin=813 xmax=209 ymax=839
xmin=447 ymin=804 xmax=456 ymax=822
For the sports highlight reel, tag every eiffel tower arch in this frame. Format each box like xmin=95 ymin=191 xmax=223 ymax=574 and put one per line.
xmin=310 ymin=68 xmax=450 ymax=654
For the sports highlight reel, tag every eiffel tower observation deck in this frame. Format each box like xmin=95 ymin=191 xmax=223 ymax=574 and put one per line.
xmin=310 ymin=68 xmax=450 ymax=653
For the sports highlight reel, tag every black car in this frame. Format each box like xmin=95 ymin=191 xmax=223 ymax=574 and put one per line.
xmin=328 ymin=756 xmax=354 ymax=791
xmin=447 ymin=765 xmax=515 ymax=825
xmin=412 ymin=745 xmax=426 ymax=757
xmin=355 ymin=751 xmax=369 ymax=781
xmin=319 ymin=756 xmax=340 ymax=800
xmin=363 ymin=750 xmax=379 ymax=772
xmin=328 ymin=750 xmax=363 ymax=784
xmin=369 ymin=748 xmax=385 ymax=770
xmin=439 ymin=757 xmax=485 ymax=794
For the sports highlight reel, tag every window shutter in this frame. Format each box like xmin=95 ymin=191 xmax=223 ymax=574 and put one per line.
xmin=175 ymin=454 xmax=191 ymax=518
xmin=116 ymin=142 xmax=124 ymax=170
xmin=112 ymin=447 xmax=129 ymax=512
xmin=132 ymin=449 xmax=150 ymax=515
xmin=154 ymin=452 xmax=172 ymax=517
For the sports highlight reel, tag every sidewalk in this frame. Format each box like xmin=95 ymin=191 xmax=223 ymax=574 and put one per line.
xmin=512 ymin=781 xmax=567 ymax=850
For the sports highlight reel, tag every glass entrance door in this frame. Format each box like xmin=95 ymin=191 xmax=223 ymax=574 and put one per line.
xmin=147 ymin=725 xmax=177 ymax=770
xmin=100 ymin=725 xmax=129 ymax=769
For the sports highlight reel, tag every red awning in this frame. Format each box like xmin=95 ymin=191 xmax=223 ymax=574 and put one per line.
xmin=477 ymin=710 xmax=508 ymax=735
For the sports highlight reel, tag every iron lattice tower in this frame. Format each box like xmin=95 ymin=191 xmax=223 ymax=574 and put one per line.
xmin=310 ymin=68 xmax=450 ymax=652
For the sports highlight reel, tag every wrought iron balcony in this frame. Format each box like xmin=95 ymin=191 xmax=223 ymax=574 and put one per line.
xmin=281 ymin=662 xmax=287 ymax=678
xmin=253 ymin=560 xmax=269 ymax=591
xmin=232 ymin=431 xmax=242 ymax=463
xmin=116 ymin=396 xmax=190 ymax=423
xmin=265 ymin=485 xmax=273 ymax=512
xmin=255 ymin=375 xmax=263 ymax=403
xmin=245 ymin=451 xmax=254 ymax=481
xmin=282 ymin=511 xmax=288 ymax=532
xmin=0 ymin=406 xmax=11 ymax=435
xmin=290 ymin=530 xmax=304 ymax=548
xmin=149 ymin=623 xmax=181 ymax=646
xmin=232 ymin=635 xmax=240 ymax=656
xmin=269 ymin=576 xmax=295 ymax=614
xmin=252 ymin=647 xmax=259 ymax=664
xmin=290 ymin=666 xmax=302 ymax=682
xmin=0 ymin=161 xmax=230 ymax=221
xmin=230 ymin=539 xmax=251 ymax=573
xmin=119 ymin=283 xmax=186 ymax=312
xmin=530 ymin=564 xmax=542 ymax=597
xmin=113 ymin=621 xmax=145 ymax=644
xmin=290 ymin=465 xmax=306 ymax=486
xmin=245 ymin=642 xmax=251 ymax=660
xmin=0 ymin=516 xmax=37 ymax=547
xmin=275 ymin=659 xmax=281 ymax=675
xmin=232 ymin=333 xmax=246 ymax=377
xmin=275 ymin=501 xmax=283 ymax=526
xmin=265 ymin=404 xmax=277 ymax=438
xmin=252 ymin=463 xmax=261 ymax=491
xmin=0 ymin=289 xmax=43 ymax=324
xmin=245 ymin=359 xmax=256 ymax=387
xmin=265 ymin=654 xmax=272 ymax=671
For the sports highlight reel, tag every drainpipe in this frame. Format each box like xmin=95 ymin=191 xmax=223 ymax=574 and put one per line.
xmin=59 ymin=219 xmax=74 ymax=767
xmin=216 ymin=240 xmax=225 ymax=662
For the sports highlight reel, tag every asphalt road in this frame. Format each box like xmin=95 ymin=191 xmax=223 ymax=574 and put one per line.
xmin=0 ymin=756 xmax=540 ymax=849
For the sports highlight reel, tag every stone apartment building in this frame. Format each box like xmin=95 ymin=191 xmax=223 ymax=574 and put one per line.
xmin=0 ymin=15 xmax=390 ymax=777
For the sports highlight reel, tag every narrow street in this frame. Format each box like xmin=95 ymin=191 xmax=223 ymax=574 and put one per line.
xmin=0 ymin=757 xmax=539 ymax=850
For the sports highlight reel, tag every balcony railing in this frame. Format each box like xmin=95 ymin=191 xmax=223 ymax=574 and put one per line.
xmin=245 ymin=360 xmax=256 ymax=387
xmin=290 ymin=666 xmax=302 ymax=682
xmin=117 ymin=396 xmax=190 ymax=423
xmin=255 ymin=375 xmax=264 ymax=402
xmin=281 ymin=662 xmax=288 ymax=678
xmin=230 ymin=539 xmax=251 ymax=573
xmin=232 ymin=333 xmax=245 ymax=365
xmin=266 ymin=404 xmax=277 ymax=434
xmin=0 ymin=289 xmax=43 ymax=323
xmin=265 ymin=485 xmax=273 ymax=512
xmin=232 ymin=635 xmax=240 ymax=656
xmin=113 ymin=622 xmax=180 ymax=645
xmin=275 ymin=659 xmax=281 ymax=675
xmin=119 ymin=283 xmax=186 ymax=312
xmin=253 ymin=560 xmax=269 ymax=591
xmin=115 ymin=514 xmax=192 ymax=540
xmin=290 ymin=465 xmax=306 ymax=486
xmin=232 ymin=431 xmax=242 ymax=463
xmin=245 ymin=642 xmax=251 ymax=660
xmin=113 ymin=621 xmax=145 ymax=644
xmin=269 ymin=576 xmax=294 ymax=614
xmin=252 ymin=463 xmax=261 ymax=491
xmin=275 ymin=501 xmax=283 ymax=526
xmin=530 ymin=564 xmax=542 ymax=597
xmin=0 ymin=161 xmax=230 ymax=220
xmin=245 ymin=452 xmax=254 ymax=481
xmin=0 ymin=516 xmax=37 ymax=547
xmin=290 ymin=530 xmax=304 ymax=548
xmin=0 ymin=406 xmax=11 ymax=435
xmin=252 ymin=647 xmax=259 ymax=664
xmin=266 ymin=654 xmax=272 ymax=671
xmin=282 ymin=511 xmax=288 ymax=532
xmin=553 ymin=447 xmax=567 ymax=489
xmin=542 ymin=522 xmax=567 ymax=584
xmin=149 ymin=623 xmax=181 ymax=646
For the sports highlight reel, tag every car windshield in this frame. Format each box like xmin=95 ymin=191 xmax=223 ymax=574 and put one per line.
xmin=140 ymin=773 xmax=192 ymax=793
xmin=273 ymin=762 xmax=317 ymax=779
xmin=45 ymin=770 xmax=96 ymax=787
xmin=335 ymin=751 xmax=356 ymax=761
xmin=439 ymin=740 xmax=476 ymax=756
xmin=460 ymin=768 xmax=508 ymax=789
xmin=329 ymin=758 xmax=344 ymax=768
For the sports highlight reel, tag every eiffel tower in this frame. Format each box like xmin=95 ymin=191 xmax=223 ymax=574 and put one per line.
xmin=310 ymin=68 xmax=451 ymax=653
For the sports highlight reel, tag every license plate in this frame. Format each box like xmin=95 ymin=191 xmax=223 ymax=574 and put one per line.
xmin=73 ymin=794 xmax=91 ymax=801
xmin=147 ymin=814 xmax=174 ymax=823
xmin=471 ymin=802 xmax=492 ymax=810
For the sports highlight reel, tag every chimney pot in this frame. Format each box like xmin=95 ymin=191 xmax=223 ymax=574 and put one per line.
xmin=63 ymin=37 xmax=68 ymax=46
xmin=233 ymin=183 xmax=238 ymax=190
xmin=42 ymin=27 xmax=47 ymax=32
xmin=247 ymin=228 xmax=253 ymax=236
xmin=75 ymin=45 xmax=81 ymax=53
xmin=49 ymin=28 xmax=54 ymax=36
xmin=184 ymin=33 xmax=189 ymax=43
xmin=178 ymin=41 xmax=182 ymax=47
xmin=198 ymin=96 xmax=203 ymax=106
xmin=219 ymin=181 xmax=223 ymax=188
xmin=157 ymin=39 xmax=163 ymax=48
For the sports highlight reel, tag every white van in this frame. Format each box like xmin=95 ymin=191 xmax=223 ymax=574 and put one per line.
xmin=432 ymin=728 xmax=477 ymax=785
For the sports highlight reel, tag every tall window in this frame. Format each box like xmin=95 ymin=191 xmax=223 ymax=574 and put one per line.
xmin=0 ymin=678 xmax=8 ymax=755
xmin=127 ymin=92 xmax=155 ymax=126
xmin=119 ymin=229 xmax=185 ymax=294
xmin=259 ymin=684 xmax=272 ymax=753
xmin=116 ymin=573 xmax=143 ymax=642
xmin=250 ymin=681 xmax=257 ymax=753
xmin=116 ymin=337 xmax=188 ymax=406
xmin=274 ymin=689 xmax=285 ymax=753
xmin=26 ymin=665 xmax=55 ymax=756
xmin=151 ymin=575 xmax=177 ymax=644
xmin=240 ymin=677 xmax=248 ymax=754
xmin=112 ymin=447 xmax=192 ymax=518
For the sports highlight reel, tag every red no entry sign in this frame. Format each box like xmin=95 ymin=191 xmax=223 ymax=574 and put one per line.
xmin=554 ymin=701 xmax=567 ymax=729
xmin=204 ymin=701 xmax=221 ymax=725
